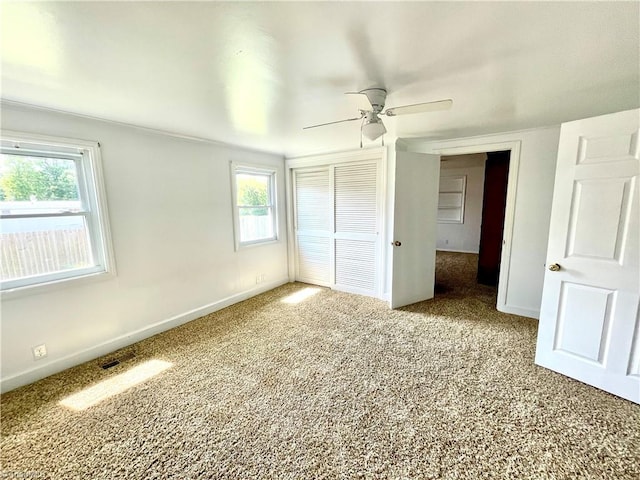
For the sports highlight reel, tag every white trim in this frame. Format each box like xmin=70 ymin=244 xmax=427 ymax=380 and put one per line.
xmin=427 ymin=140 xmax=522 ymax=315
xmin=285 ymin=163 xmax=296 ymax=282
xmin=1 ymin=129 xmax=102 ymax=150
xmin=0 ymin=276 xmax=290 ymax=393
xmin=436 ymin=248 xmax=479 ymax=254
xmin=0 ymin=269 xmax=114 ymax=300
xmin=377 ymin=147 xmax=388 ymax=299
xmin=287 ymin=147 xmax=385 ymax=169
xmin=328 ymin=166 xmax=336 ymax=285
xmin=402 ymin=125 xmax=559 ymax=148
xmin=498 ymin=303 xmax=539 ymax=320
xmin=1 ymin=100 xmax=278 ymax=157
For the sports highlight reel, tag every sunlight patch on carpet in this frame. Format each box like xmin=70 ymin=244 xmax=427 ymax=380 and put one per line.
xmin=59 ymin=360 xmax=173 ymax=411
xmin=281 ymin=287 xmax=321 ymax=304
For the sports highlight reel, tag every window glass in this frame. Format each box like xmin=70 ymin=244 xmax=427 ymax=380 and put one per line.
xmin=1 ymin=216 xmax=93 ymax=281
xmin=0 ymin=154 xmax=81 ymax=213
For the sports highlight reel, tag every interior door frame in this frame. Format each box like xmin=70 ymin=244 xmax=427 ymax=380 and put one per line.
xmin=429 ymin=141 xmax=522 ymax=313
xmin=285 ymin=147 xmax=387 ymax=298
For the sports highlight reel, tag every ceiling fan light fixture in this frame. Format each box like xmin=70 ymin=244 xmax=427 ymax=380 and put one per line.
xmin=303 ymin=87 xmax=451 ymax=146
xmin=362 ymin=117 xmax=386 ymax=141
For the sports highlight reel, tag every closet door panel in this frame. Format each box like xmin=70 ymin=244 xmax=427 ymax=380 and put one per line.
xmin=294 ymin=168 xmax=332 ymax=286
xmin=335 ymin=162 xmax=378 ymax=234
xmin=297 ymin=236 xmax=331 ymax=284
xmin=335 ymin=239 xmax=376 ymax=292
xmin=333 ymin=162 xmax=379 ymax=295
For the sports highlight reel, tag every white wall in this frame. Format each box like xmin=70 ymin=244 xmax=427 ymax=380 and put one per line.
xmin=0 ymin=103 xmax=289 ymax=391
xmin=437 ymin=155 xmax=486 ymax=253
xmin=404 ymin=127 xmax=560 ymax=319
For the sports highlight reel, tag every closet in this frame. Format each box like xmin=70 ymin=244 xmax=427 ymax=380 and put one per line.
xmin=289 ymin=153 xmax=383 ymax=298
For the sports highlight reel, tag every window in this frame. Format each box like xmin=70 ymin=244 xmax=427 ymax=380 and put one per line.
xmin=0 ymin=132 xmax=114 ymax=292
xmin=231 ymin=163 xmax=277 ymax=249
xmin=437 ymin=174 xmax=466 ymax=224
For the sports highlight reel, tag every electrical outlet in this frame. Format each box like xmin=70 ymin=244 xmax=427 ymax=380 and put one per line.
xmin=256 ymin=274 xmax=261 ymax=284
xmin=260 ymin=273 xmax=266 ymax=282
xmin=32 ymin=344 xmax=47 ymax=360
xmin=445 ymin=239 xmax=449 ymax=245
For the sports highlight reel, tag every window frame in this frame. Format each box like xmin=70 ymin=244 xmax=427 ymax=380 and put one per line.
xmin=0 ymin=131 xmax=116 ymax=294
xmin=230 ymin=162 xmax=278 ymax=250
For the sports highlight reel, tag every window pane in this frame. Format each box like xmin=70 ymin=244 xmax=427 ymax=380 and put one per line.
xmin=238 ymin=207 xmax=274 ymax=242
xmin=0 ymin=154 xmax=82 ymax=214
xmin=236 ymin=173 xmax=270 ymax=206
xmin=1 ymin=216 xmax=93 ymax=282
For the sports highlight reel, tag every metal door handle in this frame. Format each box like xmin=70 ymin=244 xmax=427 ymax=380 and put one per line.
xmin=548 ymin=263 xmax=561 ymax=272
xmin=391 ymin=241 xmax=402 ymax=247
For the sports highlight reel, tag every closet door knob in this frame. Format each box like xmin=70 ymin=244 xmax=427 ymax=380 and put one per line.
xmin=391 ymin=241 xmax=402 ymax=247
xmin=548 ymin=263 xmax=561 ymax=272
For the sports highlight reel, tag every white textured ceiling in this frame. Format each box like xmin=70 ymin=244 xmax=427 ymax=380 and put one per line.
xmin=2 ymin=1 xmax=639 ymax=157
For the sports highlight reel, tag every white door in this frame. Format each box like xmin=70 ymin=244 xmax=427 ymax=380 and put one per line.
xmin=390 ymin=151 xmax=441 ymax=308
xmin=292 ymin=159 xmax=382 ymax=297
xmin=535 ymin=109 xmax=639 ymax=403
xmin=293 ymin=168 xmax=332 ymax=286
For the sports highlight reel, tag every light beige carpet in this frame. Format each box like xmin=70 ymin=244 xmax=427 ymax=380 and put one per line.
xmin=2 ymin=252 xmax=639 ymax=479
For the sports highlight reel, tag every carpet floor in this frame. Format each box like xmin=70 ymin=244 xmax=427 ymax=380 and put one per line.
xmin=1 ymin=252 xmax=639 ymax=479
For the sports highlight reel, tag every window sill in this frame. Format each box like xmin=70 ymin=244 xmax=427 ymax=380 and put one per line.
xmin=0 ymin=270 xmax=116 ymax=301
xmin=235 ymin=237 xmax=280 ymax=251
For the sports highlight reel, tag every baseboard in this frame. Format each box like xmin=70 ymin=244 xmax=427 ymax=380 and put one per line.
xmin=0 ymin=277 xmax=290 ymax=393
xmin=436 ymin=248 xmax=479 ymax=254
xmin=498 ymin=303 xmax=539 ymax=320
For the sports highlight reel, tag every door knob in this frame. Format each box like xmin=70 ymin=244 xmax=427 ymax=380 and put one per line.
xmin=548 ymin=263 xmax=561 ymax=272
xmin=391 ymin=241 xmax=402 ymax=247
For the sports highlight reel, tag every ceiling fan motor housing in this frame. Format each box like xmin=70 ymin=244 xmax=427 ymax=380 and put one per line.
xmin=361 ymin=88 xmax=387 ymax=113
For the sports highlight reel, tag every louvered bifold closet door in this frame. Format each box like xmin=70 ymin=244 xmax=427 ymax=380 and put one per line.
xmin=334 ymin=162 xmax=379 ymax=295
xmin=294 ymin=168 xmax=332 ymax=285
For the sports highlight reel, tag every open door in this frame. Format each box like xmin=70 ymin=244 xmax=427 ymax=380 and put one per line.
xmin=390 ymin=151 xmax=440 ymax=308
xmin=535 ymin=109 xmax=639 ymax=403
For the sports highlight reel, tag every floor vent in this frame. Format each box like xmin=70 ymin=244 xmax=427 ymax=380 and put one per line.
xmin=100 ymin=351 xmax=136 ymax=370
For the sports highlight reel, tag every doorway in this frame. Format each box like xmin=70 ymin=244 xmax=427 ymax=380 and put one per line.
xmin=477 ymin=150 xmax=510 ymax=286
xmin=435 ymin=150 xmax=511 ymax=305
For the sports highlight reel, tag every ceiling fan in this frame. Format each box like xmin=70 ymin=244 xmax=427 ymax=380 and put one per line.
xmin=303 ymin=88 xmax=452 ymax=146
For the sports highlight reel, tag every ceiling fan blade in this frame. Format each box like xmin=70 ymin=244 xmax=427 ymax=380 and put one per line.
xmin=345 ymin=91 xmax=373 ymax=110
xmin=303 ymin=115 xmax=363 ymax=130
xmin=383 ymin=99 xmax=453 ymax=117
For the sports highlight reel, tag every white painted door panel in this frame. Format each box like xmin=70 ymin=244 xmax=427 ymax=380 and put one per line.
xmin=391 ymin=151 xmax=440 ymax=308
xmin=535 ymin=109 xmax=640 ymax=403
xmin=294 ymin=168 xmax=332 ymax=286
xmin=333 ymin=161 xmax=380 ymax=296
